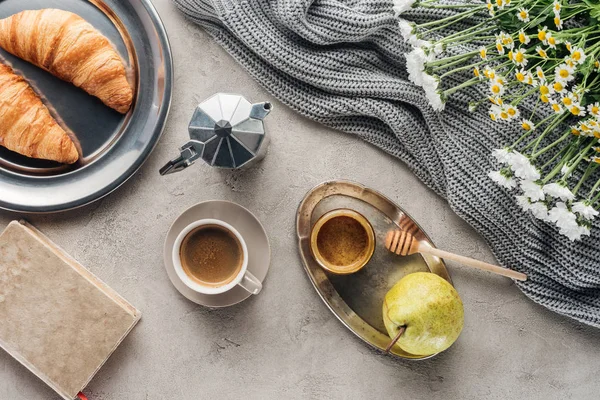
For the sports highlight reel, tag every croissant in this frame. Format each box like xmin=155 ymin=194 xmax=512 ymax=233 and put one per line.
xmin=0 ymin=63 xmax=79 ymax=164
xmin=0 ymin=9 xmax=133 ymax=114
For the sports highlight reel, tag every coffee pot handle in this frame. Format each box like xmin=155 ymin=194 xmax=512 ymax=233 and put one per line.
xmin=239 ymin=270 xmax=262 ymax=295
xmin=159 ymin=141 xmax=204 ymax=175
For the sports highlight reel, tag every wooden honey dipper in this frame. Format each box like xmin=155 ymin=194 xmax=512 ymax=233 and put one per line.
xmin=385 ymin=230 xmax=527 ymax=281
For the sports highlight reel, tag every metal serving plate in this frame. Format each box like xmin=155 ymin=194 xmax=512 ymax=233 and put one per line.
xmin=297 ymin=181 xmax=453 ymax=360
xmin=0 ymin=0 xmax=172 ymax=212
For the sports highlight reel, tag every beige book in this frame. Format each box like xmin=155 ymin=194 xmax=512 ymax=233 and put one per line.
xmin=0 ymin=221 xmax=141 ymax=400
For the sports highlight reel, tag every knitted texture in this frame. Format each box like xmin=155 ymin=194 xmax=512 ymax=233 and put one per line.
xmin=173 ymin=0 xmax=600 ymax=327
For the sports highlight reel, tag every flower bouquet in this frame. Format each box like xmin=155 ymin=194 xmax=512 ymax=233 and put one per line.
xmin=396 ymin=0 xmax=600 ymax=240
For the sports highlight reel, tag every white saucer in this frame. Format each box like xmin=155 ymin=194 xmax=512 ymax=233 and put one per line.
xmin=164 ymin=200 xmax=271 ymax=307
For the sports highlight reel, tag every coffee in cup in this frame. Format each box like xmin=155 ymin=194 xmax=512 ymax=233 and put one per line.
xmin=180 ymin=224 xmax=244 ymax=287
xmin=310 ymin=209 xmax=375 ymax=274
xmin=173 ymin=219 xmax=262 ymax=295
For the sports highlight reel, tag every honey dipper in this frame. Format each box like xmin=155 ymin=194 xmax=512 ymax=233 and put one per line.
xmin=384 ymin=230 xmax=527 ymax=281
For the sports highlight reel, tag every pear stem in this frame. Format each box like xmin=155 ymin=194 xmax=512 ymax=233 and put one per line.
xmin=385 ymin=326 xmax=406 ymax=353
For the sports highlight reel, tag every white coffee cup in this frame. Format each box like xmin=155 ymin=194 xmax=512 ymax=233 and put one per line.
xmin=172 ymin=219 xmax=262 ymax=295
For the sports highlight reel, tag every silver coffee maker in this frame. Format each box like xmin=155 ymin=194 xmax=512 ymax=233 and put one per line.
xmin=160 ymin=93 xmax=272 ymax=175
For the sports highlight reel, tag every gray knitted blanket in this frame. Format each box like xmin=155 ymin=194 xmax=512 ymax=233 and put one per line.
xmin=172 ymin=0 xmax=600 ymax=327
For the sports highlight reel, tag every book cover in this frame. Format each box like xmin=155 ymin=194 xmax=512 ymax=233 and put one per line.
xmin=0 ymin=221 xmax=141 ymax=400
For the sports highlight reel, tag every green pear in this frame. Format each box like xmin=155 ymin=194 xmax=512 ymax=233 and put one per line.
xmin=382 ymin=272 xmax=464 ymax=356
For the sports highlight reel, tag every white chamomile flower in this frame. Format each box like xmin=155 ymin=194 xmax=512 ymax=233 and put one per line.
xmin=588 ymin=102 xmax=600 ymax=117
xmin=552 ymin=80 xmax=567 ymax=94
xmin=568 ymin=102 xmax=586 ymax=117
xmin=405 ymin=48 xmax=432 ymax=87
xmin=536 ymin=46 xmax=549 ymax=59
xmin=497 ymin=106 xmax=511 ymax=121
xmin=512 ymin=48 xmax=527 ymax=67
xmin=553 ymin=0 xmax=562 ymax=15
xmin=578 ymin=120 xmax=593 ymax=136
xmin=554 ymin=15 xmax=563 ymax=30
xmin=525 ymin=72 xmax=537 ymax=86
xmin=474 ymin=66 xmax=483 ymax=80
xmin=537 ymin=27 xmax=549 ymax=44
xmin=483 ymin=66 xmax=496 ymax=79
xmin=548 ymin=202 xmax=590 ymax=241
xmin=479 ymin=47 xmax=488 ymax=60
xmin=546 ymin=32 xmax=559 ymax=49
xmin=548 ymin=202 xmax=577 ymax=229
xmin=535 ymin=66 xmax=546 ymax=81
xmin=492 ymin=148 xmax=512 ymax=163
xmin=398 ymin=19 xmax=415 ymax=42
xmin=555 ymin=63 xmax=575 ymax=83
xmin=489 ymin=79 xmax=505 ymax=96
xmin=506 ymin=105 xmax=519 ymax=119
xmin=486 ymin=0 xmax=495 ymax=15
xmin=564 ymin=225 xmax=590 ymax=241
xmin=421 ymin=73 xmax=445 ymax=111
xmin=515 ymin=69 xmax=527 ymax=83
xmin=489 ymin=96 xmax=503 ymax=106
xmin=517 ymin=196 xmax=550 ymax=220
xmin=489 ymin=170 xmax=517 ymax=189
xmin=561 ymin=92 xmax=577 ymax=106
xmin=518 ymin=30 xmax=530 ymax=45
xmin=562 ymin=223 xmax=589 ymax=241
xmin=521 ymin=119 xmax=535 ymax=131
xmin=572 ymin=201 xmax=599 ymax=220
xmin=565 ymin=41 xmax=572 ymax=52
xmin=538 ymin=81 xmax=554 ymax=97
xmin=543 ymin=183 xmax=575 ymax=201
xmin=516 ymin=7 xmax=530 ymax=22
xmin=393 ymin=0 xmax=417 ymax=15
xmin=500 ymin=32 xmax=514 ymax=49
xmin=495 ymin=41 xmax=505 ymax=55
xmin=530 ymin=201 xmax=551 ymax=221
xmin=516 ymin=195 xmax=532 ymax=212
xmin=508 ymin=152 xmax=540 ymax=180
xmin=520 ymin=180 xmax=545 ymax=201
xmin=548 ymin=98 xmax=563 ymax=113
xmin=489 ymin=106 xmax=500 ymax=121
xmin=570 ymin=47 xmax=587 ymax=65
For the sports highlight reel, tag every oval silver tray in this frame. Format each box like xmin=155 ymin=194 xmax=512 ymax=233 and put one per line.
xmin=296 ymin=180 xmax=453 ymax=360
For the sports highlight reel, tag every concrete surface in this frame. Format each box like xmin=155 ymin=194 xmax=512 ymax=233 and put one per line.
xmin=1 ymin=1 xmax=600 ymax=399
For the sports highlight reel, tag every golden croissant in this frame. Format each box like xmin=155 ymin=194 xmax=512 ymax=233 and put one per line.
xmin=0 ymin=64 xmax=79 ymax=164
xmin=0 ymin=9 xmax=133 ymax=114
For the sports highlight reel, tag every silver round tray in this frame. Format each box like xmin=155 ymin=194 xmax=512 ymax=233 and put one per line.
xmin=296 ymin=180 xmax=454 ymax=360
xmin=0 ymin=0 xmax=172 ymax=212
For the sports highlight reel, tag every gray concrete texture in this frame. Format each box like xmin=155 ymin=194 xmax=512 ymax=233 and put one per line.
xmin=1 ymin=1 xmax=600 ymax=399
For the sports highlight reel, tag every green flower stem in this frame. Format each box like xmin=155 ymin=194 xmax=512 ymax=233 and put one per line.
xmin=573 ymin=162 xmax=598 ymax=195
xmin=562 ymin=140 xmax=596 ymax=179
xmin=530 ymin=114 xmax=570 ymax=158
xmin=540 ymin=142 xmax=571 ymax=170
xmin=419 ymin=3 xmax=483 ymax=8
xmin=590 ymin=178 xmax=600 ymax=204
xmin=417 ymin=7 xmax=485 ymax=29
xmin=426 ymin=50 xmax=480 ymax=68
xmin=437 ymin=58 xmax=508 ymax=78
xmin=442 ymin=77 xmax=480 ymax=97
xmin=542 ymin=145 xmax=580 ymax=184
xmin=445 ymin=7 xmax=513 ymax=39
xmin=510 ymin=113 xmax=558 ymax=151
